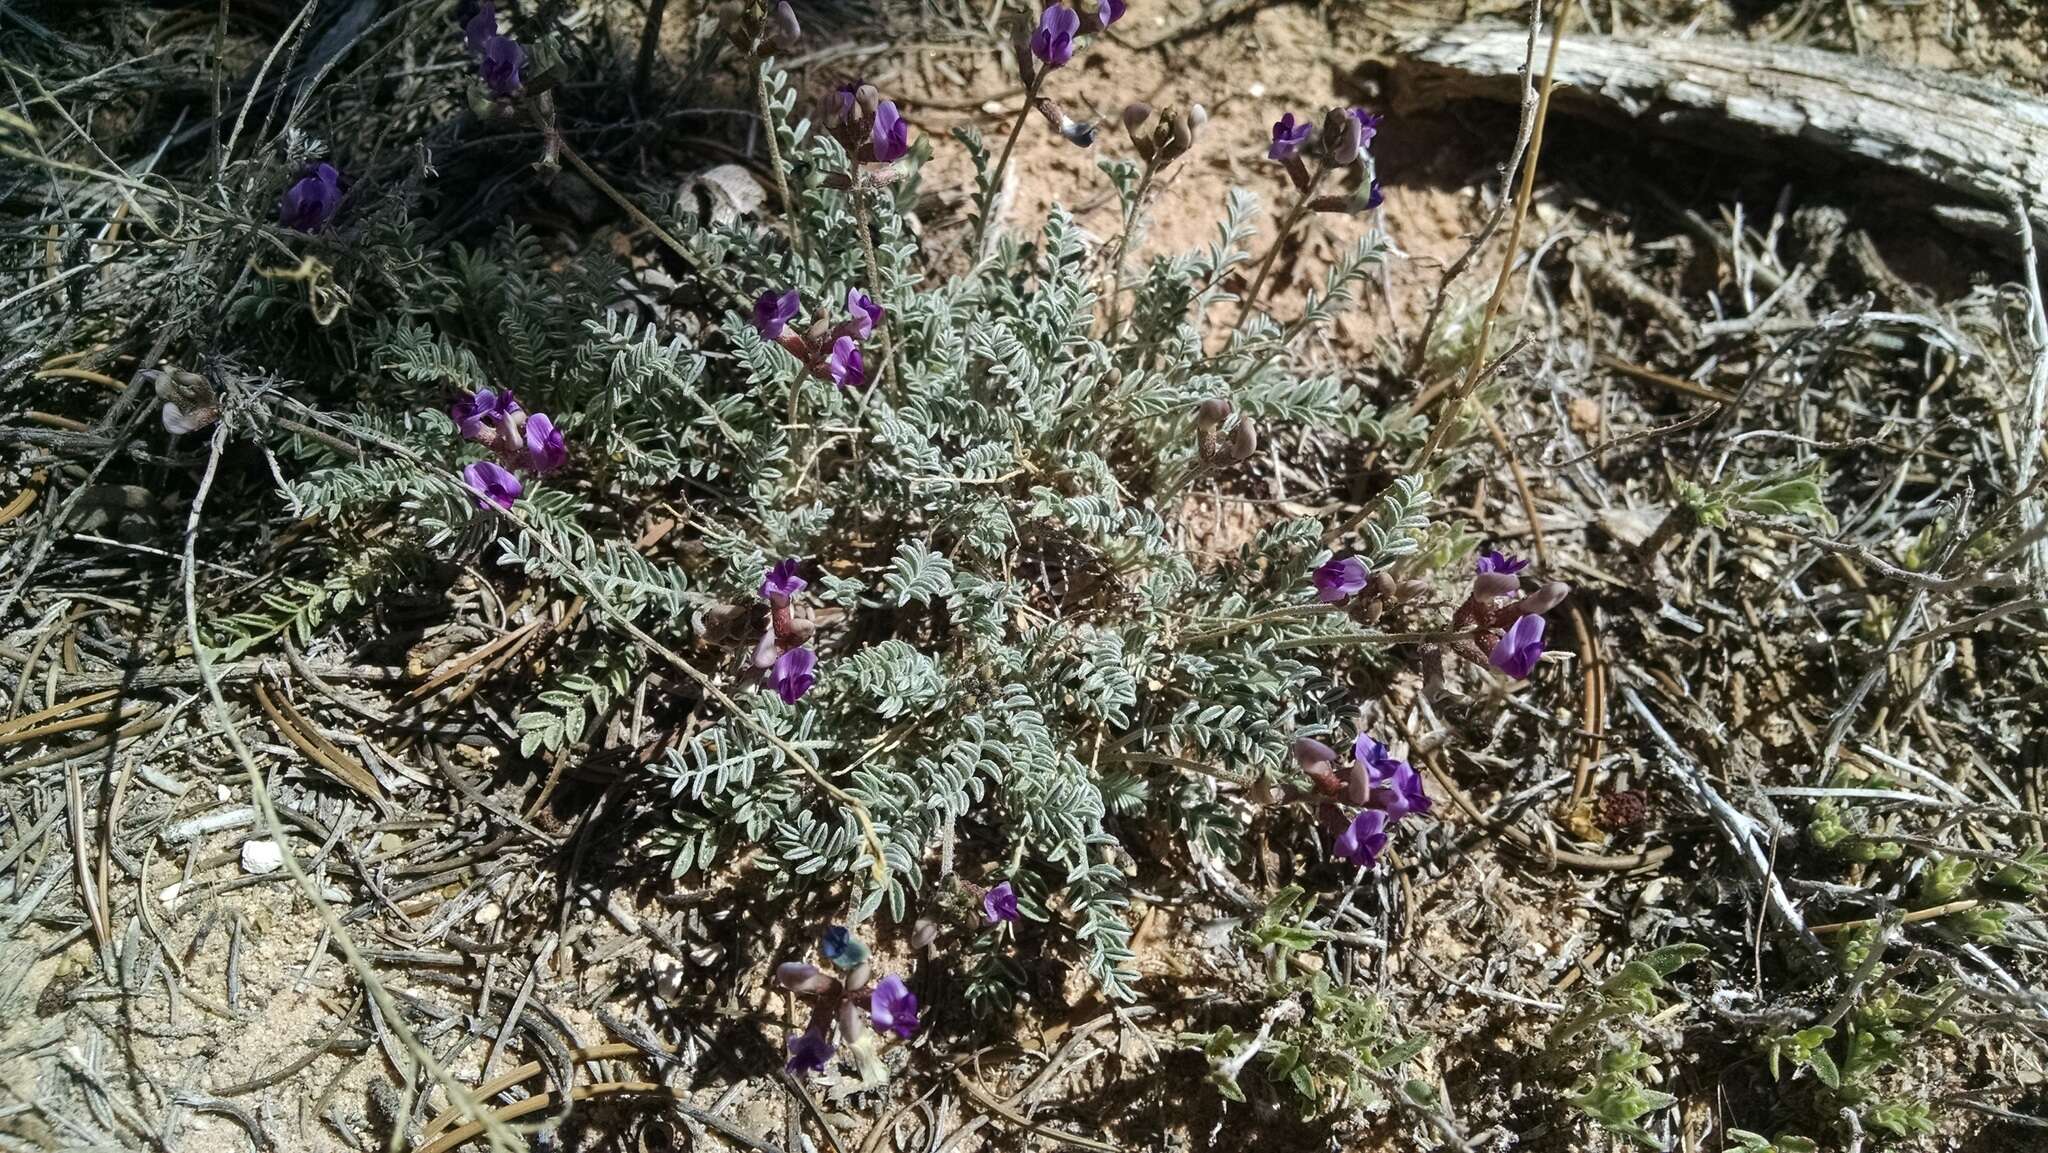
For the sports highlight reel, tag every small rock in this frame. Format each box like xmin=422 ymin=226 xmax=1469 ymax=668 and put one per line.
xmin=157 ymin=882 xmax=184 ymax=909
xmin=241 ymin=839 xmax=284 ymax=875
xmin=475 ymin=901 xmax=503 ymax=925
xmin=1247 ymin=82 xmax=1266 ymax=98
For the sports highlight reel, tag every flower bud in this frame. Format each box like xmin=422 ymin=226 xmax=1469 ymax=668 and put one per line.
xmin=772 ymin=1 xmax=801 ymax=47
xmin=1471 ymin=571 xmax=1520 ymax=602
xmin=837 ymin=998 xmax=866 ymax=1040
xmin=1188 ymin=103 xmax=1207 ymax=131
xmin=910 ymin=919 xmax=940 ymax=951
xmin=855 ymin=84 xmax=879 ymax=116
xmin=1193 ymin=397 xmax=1233 ymax=429
xmin=776 ymin=962 xmax=838 ymax=995
xmin=1328 ymin=111 xmax=1363 ymax=166
xmin=1168 ymin=108 xmax=1193 ymax=155
xmin=1122 ymin=102 xmax=1153 ymax=132
xmin=1506 ymin=580 xmax=1571 ymax=619
xmin=844 ymin=959 xmax=873 ymax=992
xmin=1228 ymin=417 xmax=1258 ymax=462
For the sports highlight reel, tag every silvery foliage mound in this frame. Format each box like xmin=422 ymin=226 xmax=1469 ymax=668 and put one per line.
xmin=286 ymin=70 xmax=1420 ymax=1004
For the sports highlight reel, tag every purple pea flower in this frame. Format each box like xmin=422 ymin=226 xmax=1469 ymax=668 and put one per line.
xmin=1363 ymin=179 xmax=1384 ymax=211
xmin=464 ymin=2 xmax=499 ymax=53
xmin=753 ymin=289 xmax=800 ymax=341
xmin=1029 ymin=5 xmax=1080 ymax=69
xmin=1352 ymin=734 xmax=1399 ymax=786
xmin=1268 ymin=113 xmax=1312 ymax=162
xmin=772 ymin=0 xmax=802 ymax=47
xmin=522 ymin=412 xmax=567 ymax=473
xmin=462 ymin=460 xmax=522 ymax=510
xmin=822 ymin=336 xmax=864 ymax=391
xmin=846 ymin=289 xmax=883 ymax=340
xmin=1098 ymin=0 xmax=1126 ymax=27
xmin=1374 ymin=760 xmax=1431 ymax=822
xmin=786 ymin=1027 xmax=835 ymax=1076
xmin=819 ymin=925 xmax=868 ymax=968
xmin=983 ymin=881 xmax=1019 ymax=924
xmin=278 ymin=163 xmax=342 ymax=232
xmin=772 ymin=646 xmax=817 ymax=704
xmin=822 ymin=82 xmax=860 ymax=128
xmin=1475 ymin=549 xmax=1529 ymax=576
xmin=761 ymin=558 xmax=808 ymax=605
xmin=478 ymin=35 xmax=525 ymax=98
xmin=1489 ymin=613 xmax=1547 ymax=679
xmin=1333 ymin=808 xmax=1388 ymax=868
xmin=1312 ymin=555 xmax=1370 ymax=603
xmin=451 ymin=387 xmax=521 ymax=441
xmin=1346 ymin=108 xmax=1383 ymax=150
xmin=868 ymin=974 xmax=919 ymax=1039
xmin=870 ymin=100 xmax=909 ymax=164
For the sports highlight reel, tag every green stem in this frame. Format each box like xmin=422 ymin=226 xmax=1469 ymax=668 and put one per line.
xmin=755 ymin=60 xmax=805 ymax=259
xmin=849 ymin=179 xmax=897 ymax=394
xmin=975 ymin=74 xmax=1040 ymax=254
xmin=1234 ymin=165 xmax=1327 ymax=330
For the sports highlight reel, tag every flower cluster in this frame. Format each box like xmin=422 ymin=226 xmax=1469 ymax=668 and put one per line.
xmin=463 ymin=2 xmax=525 ymax=99
xmin=1191 ymin=397 xmax=1258 ymax=469
xmin=778 ymin=926 xmax=920 ymax=1081
xmin=450 ymin=387 xmax=568 ymax=510
xmin=755 ymin=559 xmax=819 ymax=704
xmin=1455 ymin=549 xmax=1568 ymax=680
xmin=817 ymin=81 xmax=911 ymax=167
xmin=752 ymin=288 xmax=882 ymax=392
xmin=1308 ymin=547 xmax=1566 ymax=681
xmin=278 ymin=163 xmax=342 ymax=232
xmin=1266 ymin=104 xmax=1384 ymax=215
xmin=1026 ymin=0 xmax=1123 ymax=74
xmin=1119 ymin=100 xmax=1206 ymax=167
xmin=1283 ymin=733 xmax=1432 ymax=869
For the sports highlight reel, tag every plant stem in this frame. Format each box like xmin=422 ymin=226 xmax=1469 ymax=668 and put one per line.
xmin=849 ymin=178 xmax=897 ymax=394
xmin=1102 ymin=157 xmax=1157 ymax=333
xmin=1234 ymin=164 xmax=1326 ymax=330
xmin=976 ymin=74 xmax=1040 ymax=254
xmin=634 ymin=0 xmax=671 ymax=105
xmin=755 ymin=60 xmax=805 ymax=259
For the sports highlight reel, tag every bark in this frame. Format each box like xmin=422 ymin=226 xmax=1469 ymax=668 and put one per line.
xmin=1390 ymin=26 xmax=2048 ymax=230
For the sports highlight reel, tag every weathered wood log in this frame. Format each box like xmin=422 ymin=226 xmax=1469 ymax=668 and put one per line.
xmin=1390 ymin=26 xmax=2048 ymax=230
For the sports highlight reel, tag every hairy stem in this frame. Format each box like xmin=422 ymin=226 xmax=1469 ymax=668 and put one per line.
xmin=755 ymin=60 xmax=805 ymax=258
xmin=1234 ymin=165 xmax=1326 ymax=330
xmin=976 ymin=74 xmax=1041 ymax=254
xmin=850 ymin=179 xmax=898 ymax=394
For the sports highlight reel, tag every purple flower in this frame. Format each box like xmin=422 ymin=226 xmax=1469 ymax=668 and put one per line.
xmin=1374 ymin=760 xmax=1431 ymax=822
xmin=1268 ymin=113 xmax=1312 ymax=161
xmin=1352 ymin=734 xmax=1399 ymax=786
xmin=868 ymin=974 xmax=919 ymax=1039
xmin=463 ymin=2 xmax=499 ymax=54
xmin=478 ymin=35 xmax=525 ymax=98
xmin=822 ymin=82 xmax=860 ymax=128
xmin=1312 ymin=555 xmax=1369 ymax=603
xmin=846 ymin=289 xmax=883 ymax=339
xmin=1475 ymin=550 xmax=1528 ymax=576
xmin=1098 ymin=0 xmax=1125 ymax=27
xmin=1364 ymin=179 xmax=1384 ymax=210
xmin=462 ymin=460 xmax=522 ymax=510
xmin=278 ymin=163 xmax=341 ymax=232
xmin=522 ymin=412 xmax=567 ymax=473
xmin=870 ymin=100 xmax=909 ymax=164
xmin=822 ymin=335 xmax=864 ymax=390
xmin=451 ymin=387 xmax=521 ymax=441
xmin=753 ymin=289 xmax=800 ymax=340
xmin=983 ymin=881 xmax=1019 ymax=924
xmin=786 ymin=1027 xmax=835 ymax=1076
xmin=1029 ymin=5 xmax=1080 ymax=69
xmin=1489 ymin=613 xmax=1546 ymax=679
xmin=1346 ymin=108 xmax=1383 ymax=150
xmin=819 ymin=925 xmax=868 ymax=968
xmin=1333 ymin=808 xmax=1388 ymax=868
xmin=772 ymin=646 xmax=817 ymax=704
xmin=761 ymin=558 xmax=808 ymax=605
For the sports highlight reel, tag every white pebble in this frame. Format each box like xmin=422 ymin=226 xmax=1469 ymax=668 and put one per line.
xmin=240 ymin=839 xmax=284 ymax=875
xmin=475 ymin=901 xmax=503 ymax=925
xmin=157 ymin=883 xmax=184 ymax=909
xmin=1248 ymin=82 xmax=1266 ymax=98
